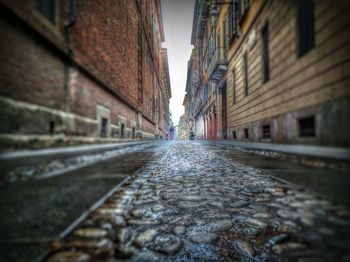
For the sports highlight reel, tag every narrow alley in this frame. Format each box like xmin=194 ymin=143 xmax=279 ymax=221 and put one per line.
xmin=42 ymin=141 xmax=350 ymax=261
xmin=48 ymin=142 xmax=350 ymax=261
xmin=1 ymin=0 xmax=350 ymax=261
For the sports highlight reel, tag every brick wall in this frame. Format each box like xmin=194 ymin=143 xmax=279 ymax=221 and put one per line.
xmin=0 ymin=11 xmax=65 ymax=111
xmin=0 ymin=0 xmax=167 ymax=148
xmin=69 ymin=0 xmax=140 ymax=109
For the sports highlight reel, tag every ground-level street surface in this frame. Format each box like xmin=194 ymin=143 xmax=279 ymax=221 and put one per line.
xmin=46 ymin=141 xmax=350 ymax=261
xmin=0 ymin=143 xmax=163 ymax=262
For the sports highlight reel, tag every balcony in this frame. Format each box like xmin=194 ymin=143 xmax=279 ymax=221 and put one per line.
xmin=207 ymin=47 xmax=228 ymax=82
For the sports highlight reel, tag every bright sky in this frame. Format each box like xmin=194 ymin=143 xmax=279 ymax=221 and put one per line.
xmin=161 ymin=0 xmax=195 ymax=126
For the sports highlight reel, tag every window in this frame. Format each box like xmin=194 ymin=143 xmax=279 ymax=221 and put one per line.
xmin=262 ymin=124 xmax=271 ymax=139
xmin=229 ymin=1 xmax=238 ymax=38
xmin=223 ymin=17 xmax=227 ymax=51
xmin=49 ymin=121 xmax=55 ymax=135
xmin=151 ymin=98 xmax=154 ymax=117
xmin=299 ymin=116 xmax=315 ymax=137
xmin=243 ymin=52 xmax=248 ymax=96
xmin=240 ymin=0 xmax=250 ymax=22
xmin=158 ymin=97 xmax=161 ymax=121
xmin=232 ymin=68 xmax=237 ymax=104
xmin=297 ymin=0 xmax=314 ymax=56
xmin=100 ymin=118 xmax=108 ymax=137
xmin=244 ymin=128 xmax=249 ymax=139
xmin=232 ymin=131 xmax=237 ymax=140
xmin=132 ymin=127 xmax=136 ymax=138
xmin=37 ymin=0 xmax=56 ymax=24
xmin=120 ymin=123 xmax=125 ymax=138
xmin=217 ymin=31 xmax=221 ymax=51
xmin=262 ymin=23 xmax=270 ymax=82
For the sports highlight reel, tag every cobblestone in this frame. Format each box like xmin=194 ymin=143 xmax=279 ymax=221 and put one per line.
xmin=46 ymin=141 xmax=350 ymax=261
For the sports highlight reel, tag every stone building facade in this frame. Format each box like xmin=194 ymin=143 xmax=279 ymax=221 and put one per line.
xmin=184 ymin=56 xmax=195 ymax=139
xmin=160 ymin=48 xmax=172 ymax=140
xmin=0 ymin=0 xmax=170 ymax=149
xmin=187 ymin=0 xmax=350 ymax=147
xmin=189 ymin=0 xmax=229 ymax=141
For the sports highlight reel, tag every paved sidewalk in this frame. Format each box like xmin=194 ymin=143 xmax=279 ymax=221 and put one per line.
xmin=216 ymin=141 xmax=350 ymax=161
xmin=0 ymin=142 xmax=154 ymax=183
xmin=0 ymin=141 xmax=152 ymax=160
xmin=46 ymin=141 xmax=350 ymax=261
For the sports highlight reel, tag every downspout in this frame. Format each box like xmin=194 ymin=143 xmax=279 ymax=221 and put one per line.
xmin=63 ymin=0 xmax=76 ymax=112
xmin=59 ymin=0 xmax=76 ymax=137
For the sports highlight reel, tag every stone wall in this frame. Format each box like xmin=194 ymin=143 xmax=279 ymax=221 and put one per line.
xmin=226 ymin=0 xmax=350 ymax=147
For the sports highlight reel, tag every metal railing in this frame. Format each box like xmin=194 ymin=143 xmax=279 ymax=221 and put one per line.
xmin=207 ymin=47 xmax=228 ymax=81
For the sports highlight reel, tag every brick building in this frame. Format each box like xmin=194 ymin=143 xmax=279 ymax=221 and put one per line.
xmin=187 ymin=0 xmax=350 ymax=147
xmin=0 ymin=0 xmax=170 ymax=149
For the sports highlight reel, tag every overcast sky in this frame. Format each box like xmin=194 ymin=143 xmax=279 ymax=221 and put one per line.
xmin=161 ymin=0 xmax=195 ymax=126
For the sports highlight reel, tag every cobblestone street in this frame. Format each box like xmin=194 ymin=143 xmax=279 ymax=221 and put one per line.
xmin=47 ymin=141 xmax=350 ymax=261
xmin=2 ymin=0 xmax=350 ymax=261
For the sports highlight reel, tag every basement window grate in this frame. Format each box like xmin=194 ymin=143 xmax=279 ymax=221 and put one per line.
xmin=120 ymin=123 xmax=125 ymax=138
xmin=49 ymin=121 xmax=55 ymax=135
xmin=299 ymin=116 xmax=315 ymax=137
xmin=100 ymin=118 xmax=108 ymax=137
xmin=244 ymin=128 xmax=249 ymax=139
xmin=262 ymin=124 xmax=271 ymax=139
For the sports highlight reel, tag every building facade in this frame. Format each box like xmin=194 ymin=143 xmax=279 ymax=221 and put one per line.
xmin=160 ymin=48 xmax=172 ymax=140
xmin=189 ymin=0 xmax=229 ymax=141
xmin=0 ymin=0 xmax=170 ymax=149
xmin=184 ymin=56 xmax=195 ymax=139
xmin=183 ymin=94 xmax=189 ymax=139
xmin=177 ymin=114 xmax=186 ymax=140
xmin=188 ymin=0 xmax=350 ymax=147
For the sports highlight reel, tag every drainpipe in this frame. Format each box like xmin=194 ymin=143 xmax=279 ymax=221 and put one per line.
xmin=62 ymin=0 xmax=76 ymax=134
xmin=63 ymin=0 xmax=76 ymax=110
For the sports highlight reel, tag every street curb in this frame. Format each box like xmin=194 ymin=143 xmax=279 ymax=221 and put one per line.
xmin=59 ymin=176 xmax=131 ymax=239
xmin=0 ymin=141 xmax=153 ymax=160
xmin=35 ymin=176 xmax=131 ymax=262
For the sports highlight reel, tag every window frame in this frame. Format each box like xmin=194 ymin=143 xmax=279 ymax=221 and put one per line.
xmin=37 ymin=0 xmax=57 ymax=25
xmin=243 ymin=52 xmax=248 ymax=97
xmin=244 ymin=128 xmax=249 ymax=139
xmin=262 ymin=124 xmax=271 ymax=139
xmin=298 ymin=116 xmax=316 ymax=137
xmin=229 ymin=0 xmax=239 ymax=41
xmin=296 ymin=0 xmax=315 ymax=57
xmin=239 ymin=0 xmax=250 ymax=24
xmin=232 ymin=68 xmax=237 ymax=104
xmin=232 ymin=130 xmax=237 ymax=140
xmin=261 ymin=22 xmax=270 ymax=83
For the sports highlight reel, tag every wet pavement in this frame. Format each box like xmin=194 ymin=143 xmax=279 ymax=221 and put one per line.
xmin=205 ymin=141 xmax=350 ymax=207
xmin=45 ymin=141 xmax=350 ymax=261
xmin=0 ymin=142 xmax=153 ymax=183
xmin=0 ymin=142 xmax=166 ymax=262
